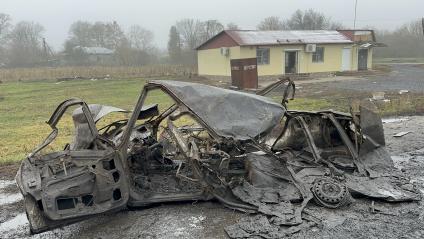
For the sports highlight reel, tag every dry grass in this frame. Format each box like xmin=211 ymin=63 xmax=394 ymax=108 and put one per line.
xmin=0 ymin=65 xmax=197 ymax=82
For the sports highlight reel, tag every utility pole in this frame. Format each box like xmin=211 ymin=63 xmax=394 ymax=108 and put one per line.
xmin=422 ymin=17 xmax=424 ymax=36
xmin=354 ymin=0 xmax=358 ymax=29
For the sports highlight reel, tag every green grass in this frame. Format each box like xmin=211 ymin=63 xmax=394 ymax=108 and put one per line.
xmin=0 ymin=79 xmax=332 ymax=165
xmin=287 ymin=98 xmax=335 ymax=111
xmin=1 ymin=78 xmax=422 ymax=165
xmin=374 ymin=94 xmax=424 ymax=117
xmin=0 ymin=78 xmax=154 ymax=165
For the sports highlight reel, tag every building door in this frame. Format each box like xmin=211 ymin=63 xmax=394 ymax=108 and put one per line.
xmin=230 ymin=58 xmax=258 ymax=89
xmin=358 ymin=49 xmax=368 ymax=71
xmin=285 ymin=51 xmax=298 ymax=74
xmin=341 ymin=48 xmax=352 ymax=71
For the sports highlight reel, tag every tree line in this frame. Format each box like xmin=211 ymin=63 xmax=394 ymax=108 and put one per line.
xmin=373 ymin=20 xmax=424 ymax=58
xmin=0 ymin=10 xmax=422 ymax=68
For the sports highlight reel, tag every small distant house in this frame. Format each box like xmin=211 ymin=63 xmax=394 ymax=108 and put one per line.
xmin=196 ymin=30 xmax=382 ymax=80
xmin=73 ymin=46 xmax=115 ymax=65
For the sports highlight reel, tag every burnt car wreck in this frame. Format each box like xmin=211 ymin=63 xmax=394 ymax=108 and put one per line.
xmin=16 ymin=80 xmax=420 ymax=237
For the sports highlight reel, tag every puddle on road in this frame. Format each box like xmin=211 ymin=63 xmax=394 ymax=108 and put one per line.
xmin=0 ymin=213 xmax=28 ymax=232
xmin=0 ymin=193 xmax=23 ymax=205
xmin=382 ymin=117 xmax=410 ymax=124
xmin=0 ymin=180 xmax=15 ymax=190
xmin=0 ymin=179 xmax=22 ymax=206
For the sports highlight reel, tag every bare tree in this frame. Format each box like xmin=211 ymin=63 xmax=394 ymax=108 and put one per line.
xmin=104 ymin=21 xmax=126 ymax=50
xmin=167 ymin=25 xmax=182 ymax=64
xmin=127 ymin=25 xmax=154 ymax=51
xmin=257 ymin=16 xmax=284 ymax=30
xmin=65 ymin=20 xmax=159 ymax=66
xmin=202 ymin=20 xmax=224 ymax=41
xmin=67 ymin=21 xmax=94 ymax=48
xmin=0 ymin=13 xmax=11 ymax=40
xmin=66 ymin=21 xmax=125 ymax=50
xmin=7 ymin=21 xmax=45 ymax=67
xmin=115 ymin=25 xmax=158 ymax=66
xmin=175 ymin=18 xmax=225 ymax=65
xmin=91 ymin=21 xmax=125 ymax=49
xmin=226 ymin=23 xmax=239 ymax=30
xmin=176 ymin=19 xmax=225 ymax=49
xmin=115 ymin=39 xmax=157 ymax=66
xmin=405 ymin=20 xmax=424 ymax=38
xmin=176 ymin=19 xmax=205 ymax=49
xmin=0 ymin=13 xmax=11 ymax=64
xmin=284 ymin=9 xmax=343 ymax=30
xmin=375 ymin=19 xmax=424 ymax=58
xmin=175 ymin=19 xmax=206 ymax=66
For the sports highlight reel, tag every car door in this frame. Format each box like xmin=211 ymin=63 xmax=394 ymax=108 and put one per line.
xmin=16 ymin=99 xmax=129 ymax=234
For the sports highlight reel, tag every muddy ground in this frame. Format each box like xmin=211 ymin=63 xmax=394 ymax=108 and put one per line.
xmin=2 ymin=64 xmax=424 ymax=238
xmin=0 ymin=116 xmax=423 ymax=239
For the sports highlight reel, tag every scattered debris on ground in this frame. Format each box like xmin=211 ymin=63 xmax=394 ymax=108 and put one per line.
xmin=9 ymin=80 xmax=420 ymax=238
xmin=394 ymin=131 xmax=411 ymax=137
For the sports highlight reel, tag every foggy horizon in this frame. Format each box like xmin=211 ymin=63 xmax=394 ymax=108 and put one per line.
xmin=2 ymin=0 xmax=424 ymax=51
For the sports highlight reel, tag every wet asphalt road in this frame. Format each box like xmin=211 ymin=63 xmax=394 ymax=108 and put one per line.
xmin=0 ymin=190 xmax=243 ymax=239
xmin=330 ymin=64 xmax=424 ymax=93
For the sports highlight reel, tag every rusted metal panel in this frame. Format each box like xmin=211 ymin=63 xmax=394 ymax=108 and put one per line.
xmin=196 ymin=31 xmax=239 ymax=50
xmin=338 ymin=30 xmax=355 ymax=41
xmin=338 ymin=30 xmax=377 ymax=43
xmin=230 ymin=58 xmax=258 ymax=89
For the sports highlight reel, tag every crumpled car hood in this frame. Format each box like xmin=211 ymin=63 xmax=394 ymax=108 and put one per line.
xmin=150 ymin=80 xmax=285 ymax=140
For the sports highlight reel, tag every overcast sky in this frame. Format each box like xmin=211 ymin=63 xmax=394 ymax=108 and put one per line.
xmin=2 ymin=0 xmax=423 ymax=51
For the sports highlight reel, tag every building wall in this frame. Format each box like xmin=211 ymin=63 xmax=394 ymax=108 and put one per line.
xmin=197 ymin=46 xmax=240 ymax=76
xmin=240 ymin=44 xmax=354 ymax=75
xmin=368 ymin=48 xmax=373 ymax=69
xmin=197 ymin=43 xmax=373 ymax=76
xmin=304 ymin=44 xmax=347 ymax=73
xmin=351 ymin=46 xmax=374 ymax=71
xmin=352 ymin=46 xmax=359 ymax=71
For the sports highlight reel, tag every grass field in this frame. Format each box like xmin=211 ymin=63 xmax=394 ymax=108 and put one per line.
xmin=0 ymin=77 xmax=337 ymax=165
xmin=1 ymin=77 xmax=422 ymax=165
xmin=0 ymin=78 xmax=161 ymax=165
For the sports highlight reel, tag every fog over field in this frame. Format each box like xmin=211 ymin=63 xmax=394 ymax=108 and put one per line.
xmin=2 ymin=0 xmax=424 ymax=50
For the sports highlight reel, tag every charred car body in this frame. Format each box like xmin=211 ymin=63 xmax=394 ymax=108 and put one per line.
xmin=16 ymin=80 xmax=420 ymax=235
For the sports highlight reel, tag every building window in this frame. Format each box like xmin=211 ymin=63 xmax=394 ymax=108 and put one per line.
xmin=312 ymin=46 xmax=324 ymax=62
xmin=257 ymin=48 xmax=270 ymax=65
